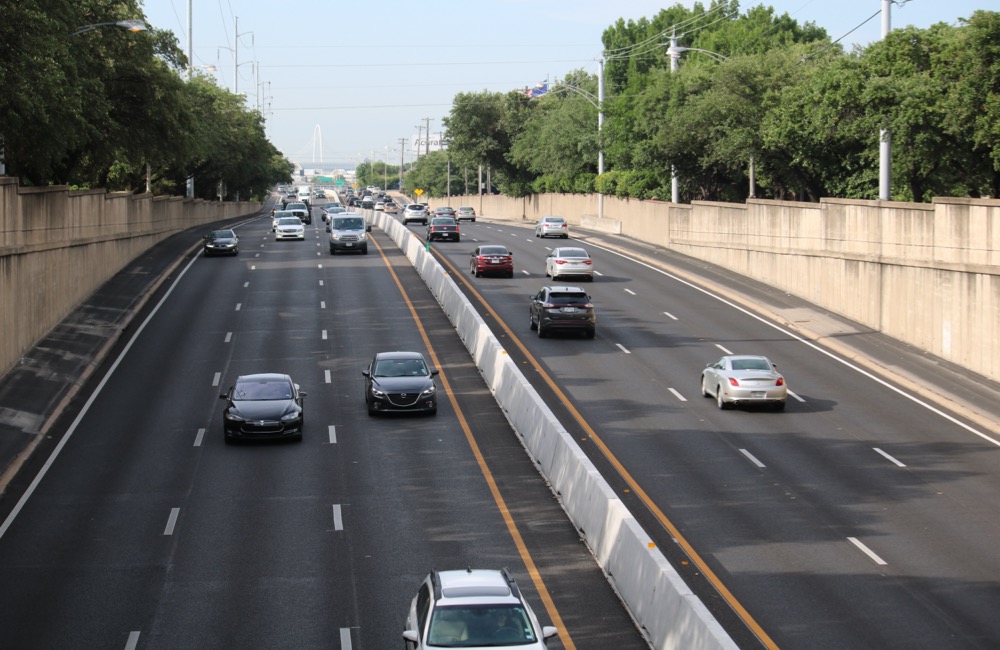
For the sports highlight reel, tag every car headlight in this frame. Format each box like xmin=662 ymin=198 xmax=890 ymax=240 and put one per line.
xmin=371 ymin=387 xmax=385 ymax=398
xmin=224 ymin=410 xmax=245 ymax=422
xmin=420 ymin=385 xmax=436 ymax=397
xmin=280 ymin=410 xmax=301 ymax=422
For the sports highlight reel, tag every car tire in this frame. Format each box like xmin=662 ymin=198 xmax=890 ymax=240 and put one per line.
xmin=563 ymin=234 xmax=569 ymax=239
xmin=537 ymin=322 xmax=548 ymax=338
xmin=507 ymin=270 xmax=514 ymax=278
xmin=716 ymin=388 xmax=729 ymax=410
xmin=361 ymin=246 xmax=368 ymax=255
xmin=701 ymin=376 xmax=712 ymax=397
xmin=774 ymin=401 xmax=786 ymax=411
xmin=329 ymin=246 xmax=335 ymax=255
xmin=529 ymin=313 xmax=537 ymax=330
xmin=584 ymin=328 xmax=595 ymax=339
xmin=585 ymin=275 xmax=593 ymax=282
xmin=471 ymin=265 xmax=479 ymax=277
xmin=471 ymin=218 xmax=476 ymax=222
xmin=367 ymin=404 xmax=377 ymax=416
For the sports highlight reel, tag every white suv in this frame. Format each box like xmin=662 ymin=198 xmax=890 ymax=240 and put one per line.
xmin=403 ymin=568 xmax=557 ymax=649
xmin=403 ymin=203 xmax=430 ymax=225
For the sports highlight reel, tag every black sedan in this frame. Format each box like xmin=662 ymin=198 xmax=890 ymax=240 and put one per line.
xmin=362 ymin=351 xmax=439 ymax=416
xmin=219 ymin=373 xmax=306 ymax=442
xmin=203 ymin=229 xmax=239 ymax=256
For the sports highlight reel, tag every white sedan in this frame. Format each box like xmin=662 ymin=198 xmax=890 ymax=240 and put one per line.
xmin=545 ymin=247 xmax=594 ymax=281
xmin=701 ymin=355 xmax=787 ymax=410
xmin=274 ymin=216 xmax=305 ymax=240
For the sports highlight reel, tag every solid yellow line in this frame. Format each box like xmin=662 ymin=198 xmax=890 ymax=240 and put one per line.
xmin=429 ymin=238 xmax=780 ymax=649
xmin=371 ymin=237 xmax=576 ymax=649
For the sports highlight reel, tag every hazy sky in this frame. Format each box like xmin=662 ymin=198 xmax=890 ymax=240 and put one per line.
xmin=139 ymin=1 xmax=989 ymax=167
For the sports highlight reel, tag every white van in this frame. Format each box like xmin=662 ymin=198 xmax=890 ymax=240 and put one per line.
xmin=297 ymin=185 xmax=311 ymax=201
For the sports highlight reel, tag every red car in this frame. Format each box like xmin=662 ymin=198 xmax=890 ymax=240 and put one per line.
xmin=470 ymin=244 xmax=514 ymax=278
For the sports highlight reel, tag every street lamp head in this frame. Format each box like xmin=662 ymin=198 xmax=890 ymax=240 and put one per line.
xmin=72 ymin=18 xmax=148 ymax=36
xmin=117 ymin=19 xmax=147 ymax=33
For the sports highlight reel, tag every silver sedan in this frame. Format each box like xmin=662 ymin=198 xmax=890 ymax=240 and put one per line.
xmin=534 ymin=216 xmax=569 ymax=238
xmin=701 ymin=355 xmax=787 ymax=410
xmin=545 ymin=247 xmax=594 ymax=281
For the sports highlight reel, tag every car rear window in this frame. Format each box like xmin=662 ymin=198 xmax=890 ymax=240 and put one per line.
xmin=480 ymin=246 xmax=508 ymax=255
xmin=549 ymin=292 xmax=588 ymax=305
xmin=560 ymin=249 xmax=588 ymax=258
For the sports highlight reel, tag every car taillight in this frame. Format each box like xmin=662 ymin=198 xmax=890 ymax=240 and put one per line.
xmin=728 ymin=377 xmax=741 ymax=387
xmin=555 ymin=260 xmax=566 ymax=264
xmin=776 ymin=377 xmax=784 ymax=386
xmin=583 ymin=259 xmax=593 ymax=265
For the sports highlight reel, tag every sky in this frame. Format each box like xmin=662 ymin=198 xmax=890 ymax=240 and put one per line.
xmin=139 ymin=0 xmax=990 ymax=169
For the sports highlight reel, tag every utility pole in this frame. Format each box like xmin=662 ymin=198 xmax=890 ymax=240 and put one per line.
xmin=414 ymin=125 xmax=423 ymax=159
xmin=398 ymin=138 xmax=407 ymax=188
xmin=423 ymin=117 xmax=432 ymax=157
xmin=186 ymin=0 xmax=194 ymax=198
xmin=879 ymin=0 xmax=892 ymax=200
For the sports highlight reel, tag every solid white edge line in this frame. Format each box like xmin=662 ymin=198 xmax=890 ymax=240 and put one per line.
xmin=194 ymin=428 xmax=206 ymax=447
xmin=615 ymin=343 xmax=631 ymax=354
xmin=740 ymin=449 xmax=767 ymax=468
xmin=340 ymin=628 xmax=352 ymax=649
xmin=624 ymin=288 xmax=636 ymax=295
xmin=848 ymin=536 xmax=887 ymax=565
xmin=0 ymin=252 xmax=203 ymax=541
xmin=584 ymin=240 xmax=1000 ymax=448
xmin=328 ymin=425 xmax=337 ymax=444
xmin=787 ymin=390 xmax=805 ymax=402
xmin=715 ymin=344 xmax=734 ymax=355
xmin=874 ymin=447 xmax=907 ymax=467
xmin=332 ymin=504 xmax=343 ymax=531
xmin=163 ymin=507 xmax=180 ymax=536
xmin=668 ymin=387 xmax=687 ymax=402
xmin=124 ymin=631 xmax=140 ymax=650
xmin=663 ymin=311 xmax=678 ymax=320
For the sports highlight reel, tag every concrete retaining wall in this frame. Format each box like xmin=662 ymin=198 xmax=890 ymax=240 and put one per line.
xmin=446 ymin=193 xmax=1000 ymax=383
xmin=372 ymin=210 xmax=737 ymax=650
xmin=0 ymin=178 xmax=259 ymax=377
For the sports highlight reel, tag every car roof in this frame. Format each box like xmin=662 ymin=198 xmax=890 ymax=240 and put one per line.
xmin=543 ymin=285 xmax=586 ymax=292
xmin=434 ymin=569 xmax=519 ymax=604
xmin=374 ymin=351 xmax=426 ymax=361
xmin=235 ymin=373 xmax=291 ymax=383
xmin=541 ymin=216 xmax=565 ymax=221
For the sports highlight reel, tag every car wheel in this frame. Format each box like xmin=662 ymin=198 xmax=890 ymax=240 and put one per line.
xmin=471 ymin=218 xmax=476 ymax=222
xmin=529 ymin=313 xmax=537 ymax=330
xmin=774 ymin=401 xmax=786 ymax=411
xmin=361 ymin=246 xmax=368 ymax=255
xmin=329 ymin=246 xmax=335 ymax=255
xmin=507 ymin=270 xmax=514 ymax=278
xmin=563 ymin=234 xmax=569 ymax=239
xmin=701 ymin=375 xmax=712 ymax=397
xmin=471 ymin=264 xmax=479 ymax=277
xmin=716 ymin=388 xmax=729 ymax=410
xmin=585 ymin=275 xmax=593 ymax=282
xmin=537 ymin=321 xmax=548 ymax=338
xmin=584 ymin=328 xmax=595 ymax=339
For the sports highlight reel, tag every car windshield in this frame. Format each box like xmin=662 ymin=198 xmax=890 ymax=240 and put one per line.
xmin=480 ymin=246 xmax=508 ymax=255
xmin=428 ymin=605 xmax=535 ymax=646
xmin=332 ymin=217 xmax=364 ymax=230
xmin=210 ymin=230 xmax=234 ymax=239
xmin=233 ymin=380 xmax=293 ymax=400
xmin=373 ymin=358 xmax=428 ymax=377
xmin=548 ymin=292 xmax=587 ymax=305
xmin=287 ymin=203 xmax=306 ymax=209
xmin=559 ymin=249 xmax=588 ymax=258
xmin=273 ymin=211 xmax=293 ymax=218
xmin=277 ymin=217 xmax=301 ymax=225
xmin=731 ymin=358 xmax=771 ymax=371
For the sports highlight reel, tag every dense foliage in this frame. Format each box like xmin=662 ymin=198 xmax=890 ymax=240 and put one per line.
xmin=432 ymin=1 xmax=1000 ymax=202
xmin=0 ymin=0 xmax=292 ymax=199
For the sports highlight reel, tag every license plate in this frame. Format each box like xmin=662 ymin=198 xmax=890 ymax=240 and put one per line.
xmin=750 ymin=391 xmax=766 ymax=398
xmin=346 ymin=243 xmax=353 ymax=247
xmin=561 ymin=307 xmax=578 ymax=313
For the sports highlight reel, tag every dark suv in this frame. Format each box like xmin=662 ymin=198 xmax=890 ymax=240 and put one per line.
xmin=529 ymin=285 xmax=596 ymax=339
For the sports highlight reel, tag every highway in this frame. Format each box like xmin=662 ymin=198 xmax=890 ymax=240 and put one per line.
xmin=403 ymin=206 xmax=1000 ymax=649
xmin=2 ymin=193 xmax=1000 ymax=649
xmin=0 ymin=206 xmax=647 ymax=649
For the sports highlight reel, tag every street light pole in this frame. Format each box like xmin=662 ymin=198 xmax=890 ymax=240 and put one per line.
xmin=669 ymin=30 xmax=680 ymax=204
xmin=879 ymin=0 xmax=892 ymax=200
xmin=187 ymin=0 xmax=194 ymax=198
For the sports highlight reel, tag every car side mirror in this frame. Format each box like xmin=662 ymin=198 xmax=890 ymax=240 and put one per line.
xmin=366 ymin=225 xmax=372 ymax=232
xmin=402 ymin=631 xmax=420 ymax=643
xmin=430 ymin=369 xmax=440 ymax=376
xmin=362 ymin=369 xmax=370 ymax=377
xmin=219 ymin=393 xmax=228 ymax=399
xmin=542 ymin=626 xmax=558 ymax=639
xmin=325 ymin=226 xmax=331 ymax=233
xmin=298 ymin=391 xmax=307 ymax=398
